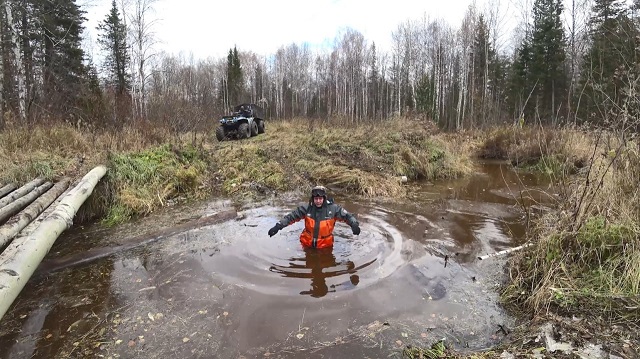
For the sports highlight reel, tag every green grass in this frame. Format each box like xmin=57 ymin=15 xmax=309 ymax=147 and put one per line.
xmin=103 ymin=143 xmax=210 ymax=225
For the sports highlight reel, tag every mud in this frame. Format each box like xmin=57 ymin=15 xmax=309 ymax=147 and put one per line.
xmin=0 ymin=161 xmax=552 ymax=358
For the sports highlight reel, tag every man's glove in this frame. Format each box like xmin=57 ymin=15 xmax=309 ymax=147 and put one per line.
xmin=268 ymin=223 xmax=284 ymax=237
xmin=351 ymin=223 xmax=361 ymax=235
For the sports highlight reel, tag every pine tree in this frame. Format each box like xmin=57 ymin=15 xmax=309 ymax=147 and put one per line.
xmin=5 ymin=0 xmax=90 ymax=120
xmin=226 ymin=46 xmax=243 ymax=106
xmin=471 ymin=15 xmax=497 ymax=124
xmin=579 ymin=0 xmax=638 ymax=123
xmin=416 ymin=74 xmax=435 ymax=118
xmin=97 ymin=0 xmax=131 ymax=95
xmin=508 ymin=37 xmax=535 ymax=120
xmin=489 ymin=54 xmax=509 ymax=120
xmin=472 ymin=16 xmax=494 ymax=96
xmin=591 ymin=0 xmax=625 ymax=30
xmin=530 ymin=0 xmax=568 ymax=123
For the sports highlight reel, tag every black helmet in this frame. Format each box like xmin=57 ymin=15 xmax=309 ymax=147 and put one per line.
xmin=311 ymin=185 xmax=327 ymax=198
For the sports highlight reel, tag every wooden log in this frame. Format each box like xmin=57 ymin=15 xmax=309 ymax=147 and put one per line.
xmin=0 ymin=166 xmax=107 ymax=320
xmin=15 ymin=185 xmax=74 ymax=240
xmin=0 ymin=178 xmax=45 ymax=209
xmin=477 ymin=243 xmax=533 ymax=260
xmin=0 ymin=182 xmax=53 ymax=224
xmin=0 ymin=184 xmax=17 ymax=199
xmin=0 ymin=179 xmax=70 ymax=249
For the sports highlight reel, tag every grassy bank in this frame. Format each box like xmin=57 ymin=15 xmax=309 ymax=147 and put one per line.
xmin=502 ymin=132 xmax=640 ymax=324
xmin=0 ymin=123 xmax=211 ymax=225
xmin=211 ymin=118 xmax=474 ymax=198
xmin=0 ymin=117 xmax=474 ymax=225
xmin=477 ymin=124 xmax=593 ymax=176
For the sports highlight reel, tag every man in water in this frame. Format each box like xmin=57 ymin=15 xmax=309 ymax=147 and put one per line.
xmin=267 ymin=185 xmax=360 ymax=248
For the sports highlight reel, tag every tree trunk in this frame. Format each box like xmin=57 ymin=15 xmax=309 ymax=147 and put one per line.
xmin=0 ymin=166 xmax=106 ymax=320
xmin=3 ymin=0 xmax=26 ymax=122
xmin=0 ymin=2 xmax=4 ymax=128
xmin=0 ymin=178 xmax=45 ymax=208
xmin=0 ymin=181 xmax=53 ymax=224
xmin=0 ymin=179 xmax=69 ymax=248
xmin=0 ymin=184 xmax=17 ymax=199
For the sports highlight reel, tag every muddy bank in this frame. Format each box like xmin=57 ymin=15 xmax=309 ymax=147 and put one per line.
xmin=0 ymin=161 xmax=552 ymax=358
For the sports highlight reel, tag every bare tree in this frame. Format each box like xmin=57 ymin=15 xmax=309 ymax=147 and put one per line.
xmin=337 ymin=29 xmax=366 ymax=122
xmin=0 ymin=0 xmax=4 ymax=128
xmin=457 ymin=5 xmax=476 ymax=129
xmin=117 ymin=0 xmax=135 ymax=119
xmin=129 ymin=0 xmax=159 ymax=120
xmin=3 ymin=0 xmax=26 ymax=122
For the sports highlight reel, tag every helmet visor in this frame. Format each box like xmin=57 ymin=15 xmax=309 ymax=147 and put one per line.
xmin=311 ymin=188 xmax=326 ymax=197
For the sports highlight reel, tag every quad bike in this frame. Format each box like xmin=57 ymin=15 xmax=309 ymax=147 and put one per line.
xmin=215 ymin=103 xmax=265 ymax=141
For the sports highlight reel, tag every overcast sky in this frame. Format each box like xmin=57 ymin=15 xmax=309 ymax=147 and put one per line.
xmin=82 ymin=0 xmax=517 ymax=61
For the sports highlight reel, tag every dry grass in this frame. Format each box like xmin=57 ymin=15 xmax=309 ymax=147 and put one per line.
xmin=1 ymin=117 xmax=474 ymax=224
xmin=0 ymin=122 xmax=179 ymax=184
xmin=210 ymin=117 xmax=475 ymax=198
xmin=477 ymin=124 xmax=594 ymax=176
xmin=0 ymin=122 xmax=210 ymax=225
xmin=502 ymin=133 xmax=640 ymax=324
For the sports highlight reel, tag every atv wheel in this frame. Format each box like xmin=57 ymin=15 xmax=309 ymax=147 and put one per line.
xmin=257 ymin=120 xmax=265 ymax=134
xmin=238 ymin=123 xmax=251 ymax=139
xmin=251 ymin=121 xmax=259 ymax=136
xmin=215 ymin=126 xmax=226 ymax=141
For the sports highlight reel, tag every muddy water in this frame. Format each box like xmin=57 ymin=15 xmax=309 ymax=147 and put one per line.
xmin=0 ymin=161 xmax=552 ymax=358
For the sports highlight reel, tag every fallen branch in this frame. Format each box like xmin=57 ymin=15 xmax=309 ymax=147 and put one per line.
xmin=0 ymin=178 xmax=45 ymax=208
xmin=0 ymin=179 xmax=70 ymax=249
xmin=0 ymin=182 xmax=53 ymax=224
xmin=0 ymin=166 xmax=107 ymax=321
xmin=0 ymin=184 xmax=16 ymax=199
xmin=477 ymin=243 xmax=533 ymax=260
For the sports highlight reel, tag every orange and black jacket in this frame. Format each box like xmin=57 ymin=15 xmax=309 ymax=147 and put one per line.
xmin=278 ymin=201 xmax=358 ymax=249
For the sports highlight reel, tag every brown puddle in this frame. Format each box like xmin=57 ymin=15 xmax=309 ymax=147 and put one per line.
xmin=0 ymin=161 xmax=552 ymax=358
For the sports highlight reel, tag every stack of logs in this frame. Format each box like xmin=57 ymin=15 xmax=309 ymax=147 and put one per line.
xmin=0 ymin=166 xmax=107 ymax=320
xmin=0 ymin=178 xmax=71 ymax=249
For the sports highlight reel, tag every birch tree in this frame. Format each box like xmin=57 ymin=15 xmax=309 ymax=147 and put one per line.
xmin=0 ymin=0 xmax=4 ymax=128
xmin=129 ymin=0 xmax=158 ymax=120
xmin=3 ymin=0 xmax=26 ymax=122
xmin=457 ymin=6 xmax=476 ymax=129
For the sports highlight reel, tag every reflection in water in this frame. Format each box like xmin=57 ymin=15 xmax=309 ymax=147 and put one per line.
xmin=269 ymin=247 xmax=373 ymax=298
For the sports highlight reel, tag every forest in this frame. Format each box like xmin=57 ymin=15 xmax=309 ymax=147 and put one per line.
xmin=1 ymin=0 xmax=639 ymax=357
xmin=0 ymin=0 xmax=638 ymax=133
